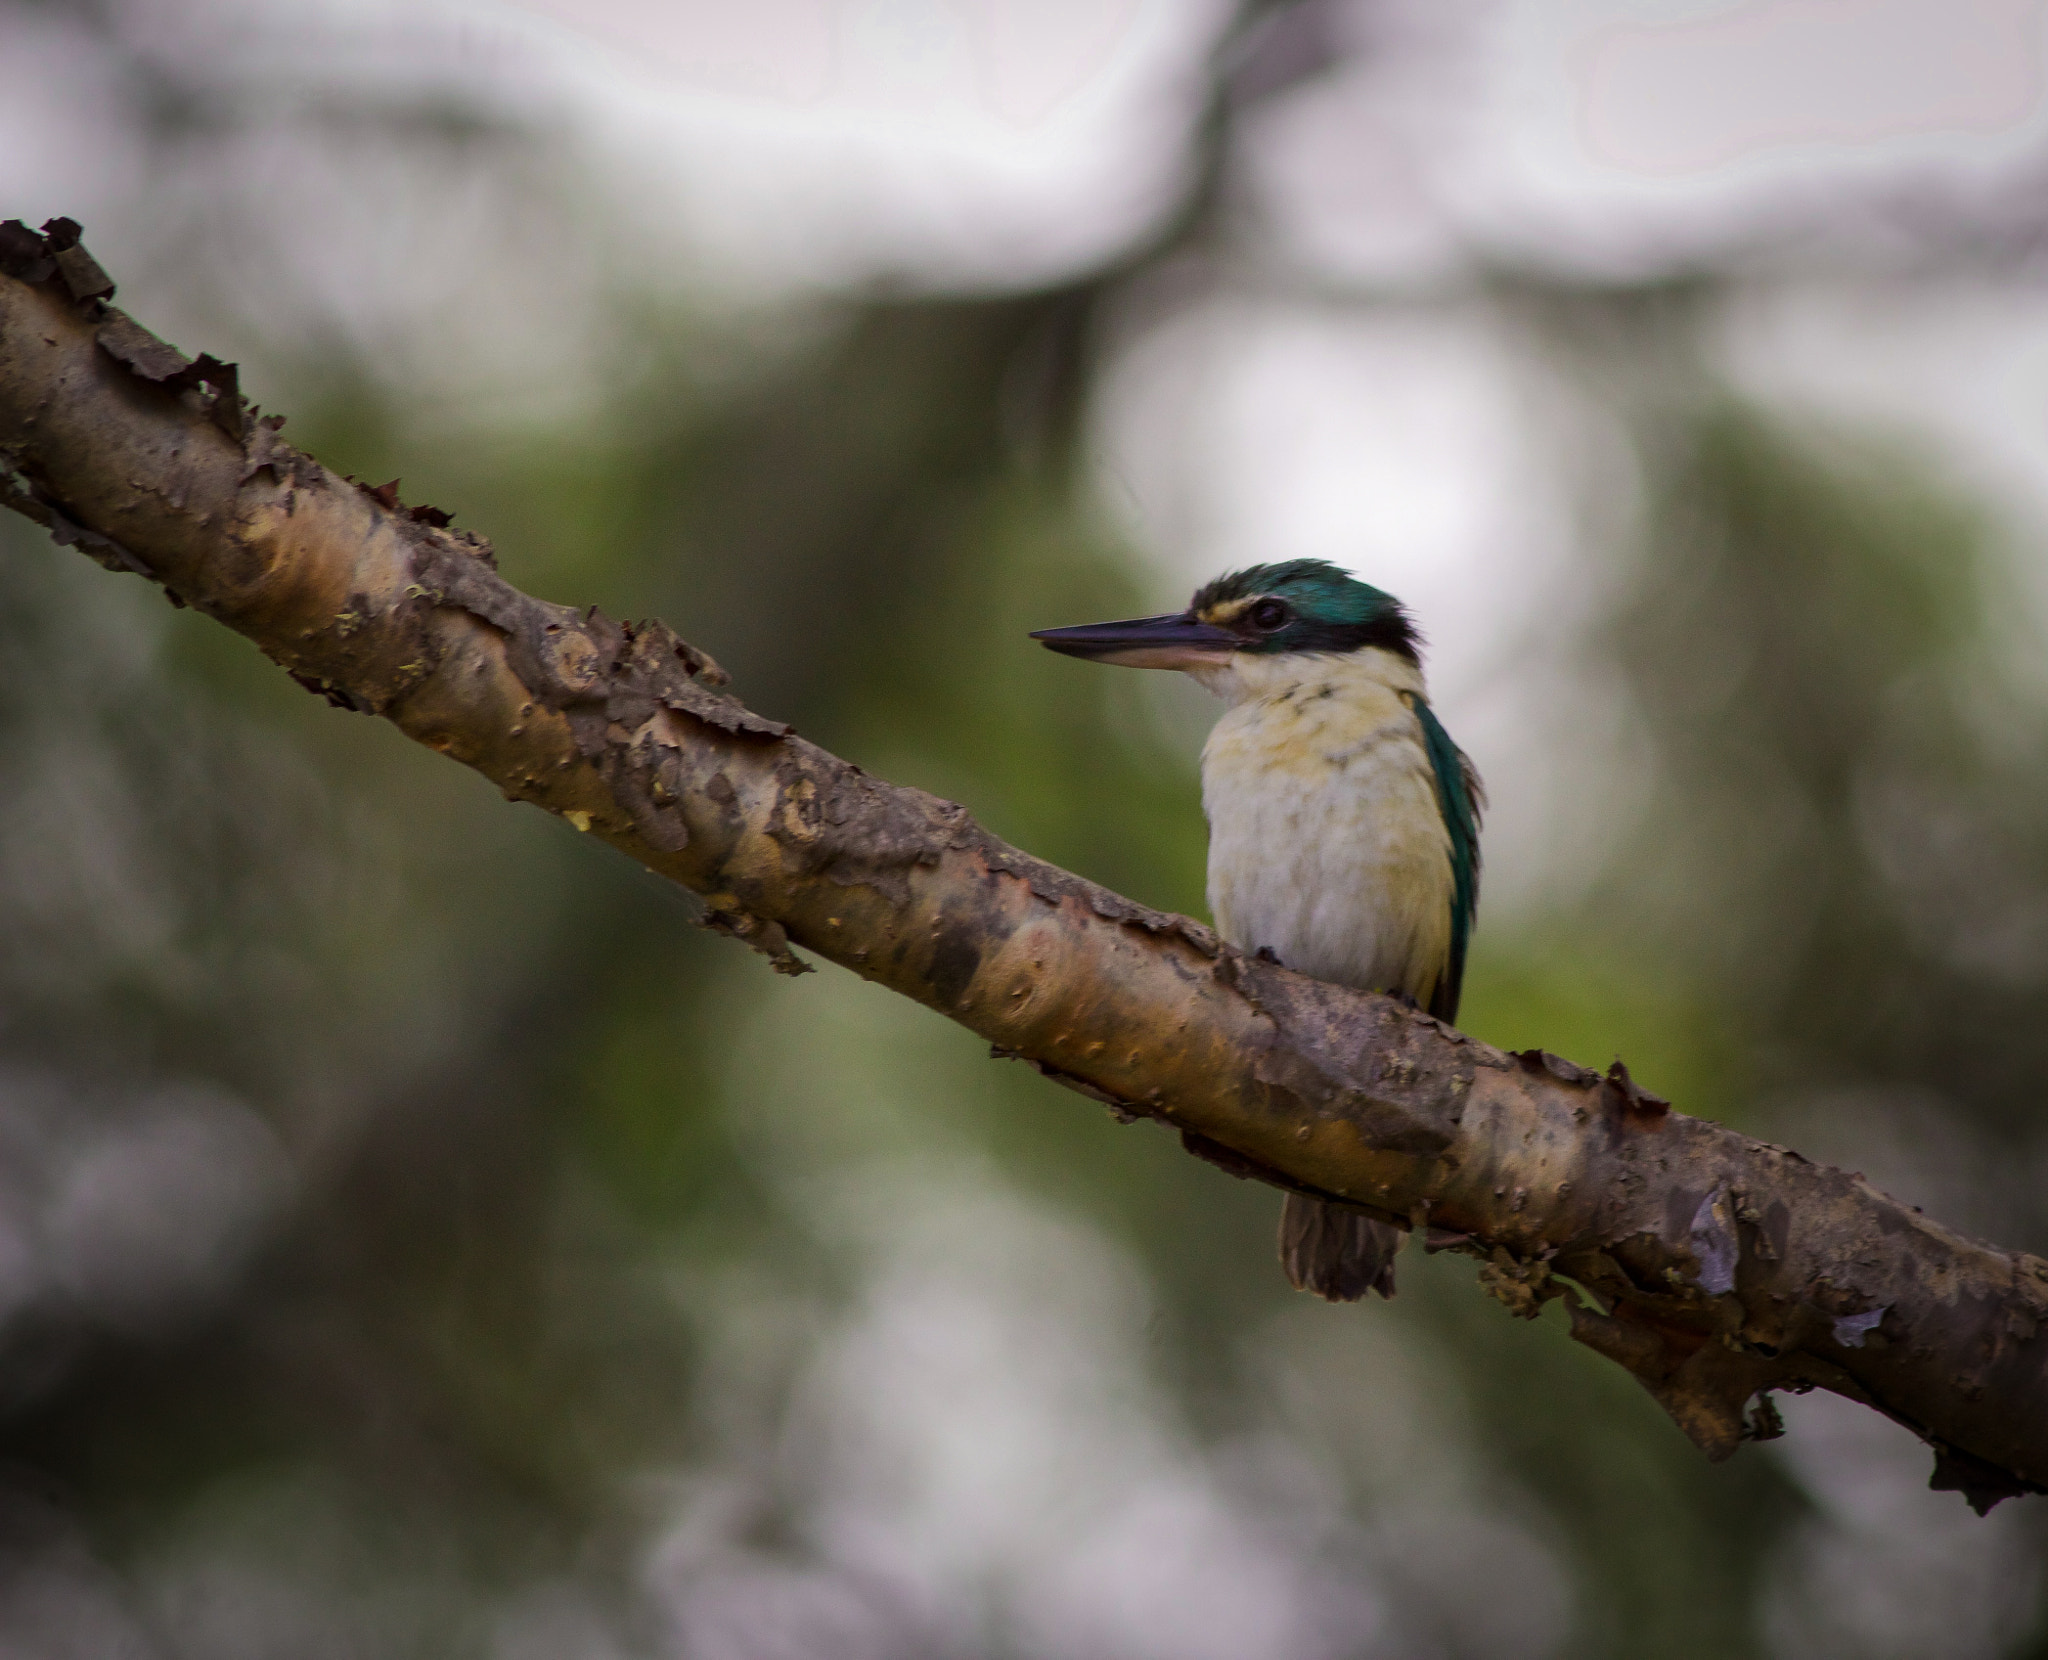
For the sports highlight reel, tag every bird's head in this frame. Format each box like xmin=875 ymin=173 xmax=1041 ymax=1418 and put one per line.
xmin=1032 ymin=560 xmax=1418 ymax=683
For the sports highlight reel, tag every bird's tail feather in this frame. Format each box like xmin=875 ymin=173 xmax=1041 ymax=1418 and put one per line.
xmin=1279 ymin=1195 xmax=1400 ymax=1301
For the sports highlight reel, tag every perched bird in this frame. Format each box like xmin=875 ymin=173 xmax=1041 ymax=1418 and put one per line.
xmin=1032 ymin=559 xmax=1482 ymax=1300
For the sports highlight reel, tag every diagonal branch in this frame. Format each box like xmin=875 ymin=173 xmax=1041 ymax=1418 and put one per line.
xmin=2 ymin=225 xmax=2045 ymax=1513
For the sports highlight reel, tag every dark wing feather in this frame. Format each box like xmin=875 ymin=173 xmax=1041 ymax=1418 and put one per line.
xmin=1410 ymin=697 xmax=1484 ymax=1024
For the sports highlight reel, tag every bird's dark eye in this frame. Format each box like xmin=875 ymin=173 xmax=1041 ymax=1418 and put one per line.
xmin=1247 ymin=598 xmax=1290 ymax=631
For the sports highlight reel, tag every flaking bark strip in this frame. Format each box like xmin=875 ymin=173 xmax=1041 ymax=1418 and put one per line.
xmin=1514 ymin=1047 xmax=1601 ymax=1089
xmin=0 ymin=472 xmax=153 ymax=578
xmin=90 ymin=305 xmax=247 ymax=440
xmin=1179 ymin=1126 xmax=1409 ymax=1219
xmin=96 ymin=311 xmax=194 ymax=382
xmin=1933 ymin=1443 xmax=2040 ymax=1516
xmin=978 ymin=840 xmax=1224 ymax=958
xmin=0 ymin=221 xmax=54 ymax=284
xmin=1604 ymin=1057 xmax=1670 ymax=1116
xmin=239 ymin=415 xmax=323 ymax=492
xmin=991 ymin=1045 xmax=1150 ymax=1121
xmin=40 ymin=217 xmax=115 ymax=304
xmin=699 ymin=900 xmax=812 ymax=975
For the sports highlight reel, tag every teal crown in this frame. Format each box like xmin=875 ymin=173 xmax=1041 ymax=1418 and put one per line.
xmin=1189 ymin=559 xmax=1420 ymax=661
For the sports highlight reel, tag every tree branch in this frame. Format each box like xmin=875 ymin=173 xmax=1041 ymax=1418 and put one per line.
xmin=3 ymin=225 xmax=2044 ymax=1513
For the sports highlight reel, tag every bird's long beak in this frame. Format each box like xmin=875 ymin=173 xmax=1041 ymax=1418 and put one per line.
xmin=1030 ymin=612 xmax=1237 ymax=670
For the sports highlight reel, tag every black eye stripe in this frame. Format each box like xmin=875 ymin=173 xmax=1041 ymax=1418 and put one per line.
xmin=1247 ymin=598 xmax=1289 ymax=630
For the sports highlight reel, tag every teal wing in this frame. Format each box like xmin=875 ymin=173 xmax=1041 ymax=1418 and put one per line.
xmin=1411 ymin=697 xmax=1483 ymax=1024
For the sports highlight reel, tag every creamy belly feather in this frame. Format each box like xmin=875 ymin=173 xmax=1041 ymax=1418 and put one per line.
xmin=1193 ymin=647 xmax=1454 ymax=1008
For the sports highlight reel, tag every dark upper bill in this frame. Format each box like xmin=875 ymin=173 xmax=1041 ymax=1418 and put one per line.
xmin=1029 ymin=612 xmax=1238 ymax=670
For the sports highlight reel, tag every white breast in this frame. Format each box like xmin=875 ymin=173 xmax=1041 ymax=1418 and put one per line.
xmin=1194 ymin=649 xmax=1454 ymax=1003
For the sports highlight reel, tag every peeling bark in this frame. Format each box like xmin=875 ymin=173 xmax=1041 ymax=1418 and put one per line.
xmin=2 ymin=227 xmax=2044 ymax=1512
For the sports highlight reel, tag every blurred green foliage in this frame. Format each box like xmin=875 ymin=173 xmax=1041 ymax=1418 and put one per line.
xmin=3 ymin=5 xmax=2048 ymax=1656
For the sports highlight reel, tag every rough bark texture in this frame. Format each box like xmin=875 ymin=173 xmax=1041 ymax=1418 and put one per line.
xmin=2 ymin=224 xmax=2044 ymax=1513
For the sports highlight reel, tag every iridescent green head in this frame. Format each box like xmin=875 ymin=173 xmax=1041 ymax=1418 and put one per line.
xmin=1031 ymin=559 xmax=1418 ymax=669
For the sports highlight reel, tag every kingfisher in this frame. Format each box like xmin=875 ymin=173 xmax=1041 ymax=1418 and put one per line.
xmin=1032 ymin=560 xmax=1483 ymax=1301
